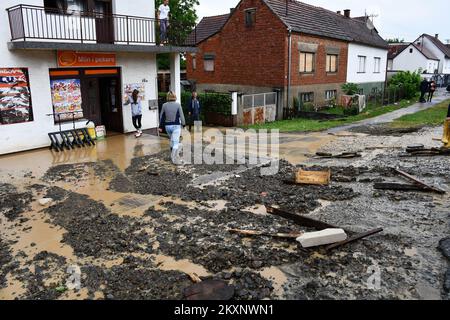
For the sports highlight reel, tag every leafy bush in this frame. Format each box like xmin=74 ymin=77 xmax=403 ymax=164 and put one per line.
xmin=302 ymin=102 xmax=316 ymax=112
xmin=293 ymin=97 xmax=300 ymax=110
xmin=342 ymin=83 xmax=360 ymax=95
xmin=388 ymin=71 xmax=421 ymax=99
xmin=343 ymin=105 xmax=359 ymax=116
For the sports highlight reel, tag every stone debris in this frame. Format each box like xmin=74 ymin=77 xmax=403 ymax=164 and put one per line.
xmin=296 ymin=229 xmax=348 ymax=248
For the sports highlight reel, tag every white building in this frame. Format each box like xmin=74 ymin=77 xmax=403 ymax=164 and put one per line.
xmin=391 ymin=43 xmax=440 ymax=74
xmin=341 ymin=14 xmax=389 ymax=95
xmin=0 ymin=0 xmax=194 ymax=155
xmin=412 ymin=34 xmax=450 ymax=75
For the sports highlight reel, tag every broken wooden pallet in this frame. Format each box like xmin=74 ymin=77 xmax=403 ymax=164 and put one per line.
xmin=395 ymin=169 xmax=446 ymax=194
xmin=295 ymin=169 xmax=331 ymax=186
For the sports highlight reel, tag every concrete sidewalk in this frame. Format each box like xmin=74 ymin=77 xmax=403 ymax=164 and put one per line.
xmin=329 ymin=89 xmax=450 ymax=133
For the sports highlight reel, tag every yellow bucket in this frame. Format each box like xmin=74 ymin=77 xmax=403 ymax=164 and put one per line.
xmin=86 ymin=121 xmax=97 ymax=140
xmin=443 ymin=119 xmax=450 ymax=148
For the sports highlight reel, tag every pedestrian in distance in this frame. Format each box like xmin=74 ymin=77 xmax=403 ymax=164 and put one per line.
xmin=124 ymin=89 xmax=143 ymax=138
xmin=159 ymin=91 xmax=186 ymax=164
xmin=428 ymin=80 xmax=436 ymax=103
xmin=419 ymin=78 xmax=430 ymax=103
xmin=157 ymin=0 xmax=170 ymax=46
xmin=187 ymin=91 xmax=202 ymax=132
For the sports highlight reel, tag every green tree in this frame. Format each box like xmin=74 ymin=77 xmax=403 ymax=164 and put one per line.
xmin=156 ymin=0 xmax=199 ymax=69
xmin=386 ymin=38 xmax=405 ymax=43
xmin=388 ymin=71 xmax=421 ymax=99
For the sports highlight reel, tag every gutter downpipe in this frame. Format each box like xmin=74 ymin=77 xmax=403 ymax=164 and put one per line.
xmin=287 ymin=27 xmax=292 ymax=113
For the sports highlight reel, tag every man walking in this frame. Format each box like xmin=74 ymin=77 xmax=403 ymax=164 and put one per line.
xmin=157 ymin=0 xmax=170 ymax=45
xmin=427 ymin=80 xmax=436 ymax=103
xmin=187 ymin=91 xmax=201 ymax=132
xmin=419 ymin=78 xmax=430 ymax=103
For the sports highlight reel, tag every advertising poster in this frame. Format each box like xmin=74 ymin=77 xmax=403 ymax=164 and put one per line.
xmin=0 ymin=68 xmax=33 ymax=125
xmin=124 ymin=83 xmax=145 ymax=103
xmin=50 ymin=79 xmax=83 ymax=122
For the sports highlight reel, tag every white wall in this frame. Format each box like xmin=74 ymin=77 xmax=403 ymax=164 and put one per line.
xmin=118 ymin=52 xmax=158 ymax=133
xmin=393 ymin=45 xmax=431 ymax=73
xmin=347 ymin=43 xmax=387 ymax=84
xmin=0 ymin=0 xmax=159 ymax=155
xmin=415 ymin=36 xmax=446 ymax=74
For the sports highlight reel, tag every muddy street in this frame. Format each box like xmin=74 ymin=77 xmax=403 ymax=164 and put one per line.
xmin=0 ymin=128 xmax=449 ymax=300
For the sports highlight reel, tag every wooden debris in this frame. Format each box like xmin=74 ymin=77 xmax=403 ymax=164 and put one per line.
xmin=187 ymin=273 xmax=202 ymax=284
xmin=295 ymin=169 xmax=331 ymax=186
xmin=266 ymin=206 xmax=342 ymax=231
xmin=395 ymin=169 xmax=446 ymax=194
xmin=374 ymin=182 xmax=435 ymax=192
xmin=229 ymin=228 xmax=302 ymax=239
xmin=315 ymin=152 xmax=362 ymax=159
xmin=326 ymin=228 xmax=383 ymax=251
xmin=184 ymin=279 xmax=235 ymax=301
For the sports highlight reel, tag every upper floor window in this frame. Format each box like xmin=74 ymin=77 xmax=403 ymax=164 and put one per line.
xmin=245 ymin=9 xmax=256 ymax=28
xmin=409 ymin=48 xmax=413 ymax=53
xmin=358 ymin=56 xmax=367 ymax=73
xmin=192 ymin=55 xmax=197 ymax=70
xmin=300 ymin=52 xmax=315 ymax=73
xmin=44 ymin=0 xmax=88 ymax=14
xmin=326 ymin=54 xmax=338 ymax=73
xmin=204 ymin=53 xmax=215 ymax=72
xmin=374 ymin=57 xmax=381 ymax=73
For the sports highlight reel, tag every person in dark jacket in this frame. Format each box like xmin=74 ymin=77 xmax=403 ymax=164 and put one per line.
xmin=187 ymin=91 xmax=201 ymax=132
xmin=427 ymin=80 xmax=436 ymax=102
xmin=420 ymin=78 xmax=430 ymax=103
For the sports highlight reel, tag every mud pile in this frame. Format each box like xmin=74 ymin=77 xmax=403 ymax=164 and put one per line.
xmin=0 ymin=183 xmax=33 ymax=221
xmin=0 ymin=239 xmax=14 ymax=289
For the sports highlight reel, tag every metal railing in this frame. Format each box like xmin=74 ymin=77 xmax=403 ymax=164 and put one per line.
xmin=6 ymin=4 xmax=196 ymax=46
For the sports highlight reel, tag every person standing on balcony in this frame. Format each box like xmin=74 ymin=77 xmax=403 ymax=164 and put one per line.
xmin=187 ymin=91 xmax=202 ymax=132
xmin=124 ymin=89 xmax=143 ymax=138
xmin=157 ymin=0 xmax=171 ymax=45
xmin=159 ymin=91 xmax=186 ymax=164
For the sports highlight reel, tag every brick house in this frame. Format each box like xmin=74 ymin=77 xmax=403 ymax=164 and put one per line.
xmin=186 ymin=0 xmax=388 ymax=119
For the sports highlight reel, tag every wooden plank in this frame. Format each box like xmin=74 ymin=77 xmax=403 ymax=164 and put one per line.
xmin=395 ymin=169 xmax=446 ymax=194
xmin=265 ymin=206 xmax=342 ymax=231
xmin=326 ymin=228 xmax=384 ymax=251
xmin=295 ymin=169 xmax=331 ymax=186
xmin=229 ymin=228 xmax=302 ymax=239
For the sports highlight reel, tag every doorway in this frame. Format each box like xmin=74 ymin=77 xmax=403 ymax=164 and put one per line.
xmin=94 ymin=0 xmax=114 ymax=44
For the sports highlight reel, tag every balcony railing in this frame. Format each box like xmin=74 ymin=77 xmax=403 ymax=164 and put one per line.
xmin=6 ymin=4 xmax=196 ymax=47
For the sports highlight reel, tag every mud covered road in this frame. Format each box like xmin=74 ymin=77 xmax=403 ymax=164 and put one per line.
xmin=0 ymin=127 xmax=449 ymax=300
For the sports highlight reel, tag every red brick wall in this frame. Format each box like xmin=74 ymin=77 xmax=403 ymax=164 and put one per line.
xmin=186 ymin=0 xmax=288 ymax=87
xmin=290 ymin=34 xmax=348 ymax=86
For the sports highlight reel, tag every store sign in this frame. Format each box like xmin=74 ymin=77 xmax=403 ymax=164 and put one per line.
xmin=57 ymin=51 xmax=116 ymax=67
xmin=0 ymin=68 xmax=33 ymax=125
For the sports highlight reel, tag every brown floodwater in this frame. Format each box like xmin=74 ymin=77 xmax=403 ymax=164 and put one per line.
xmin=0 ymin=130 xmax=334 ymax=300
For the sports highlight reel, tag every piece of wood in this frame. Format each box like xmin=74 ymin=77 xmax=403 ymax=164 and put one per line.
xmin=295 ymin=169 xmax=331 ymax=186
xmin=229 ymin=228 xmax=303 ymax=239
xmin=373 ymin=182 xmax=432 ymax=192
xmin=395 ymin=169 xmax=446 ymax=194
xmin=266 ymin=206 xmax=343 ymax=231
xmin=187 ymin=273 xmax=202 ymax=284
xmin=326 ymin=228 xmax=384 ymax=251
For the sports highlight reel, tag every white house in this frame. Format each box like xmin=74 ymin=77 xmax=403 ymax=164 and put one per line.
xmin=0 ymin=0 xmax=194 ymax=155
xmin=341 ymin=14 xmax=389 ymax=95
xmin=391 ymin=43 xmax=440 ymax=74
xmin=412 ymin=34 xmax=450 ymax=75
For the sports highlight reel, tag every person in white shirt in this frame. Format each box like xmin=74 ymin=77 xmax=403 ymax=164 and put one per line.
xmin=157 ymin=0 xmax=170 ymax=45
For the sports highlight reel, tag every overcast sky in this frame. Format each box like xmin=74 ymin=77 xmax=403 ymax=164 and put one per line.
xmin=195 ymin=0 xmax=450 ymax=43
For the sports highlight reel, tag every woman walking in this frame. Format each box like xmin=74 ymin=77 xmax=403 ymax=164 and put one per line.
xmin=124 ymin=89 xmax=143 ymax=138
xmin=428 ymin=80 xmax=436 ymax=102
xmin=159 ymin=91 xmax=186 ymax=164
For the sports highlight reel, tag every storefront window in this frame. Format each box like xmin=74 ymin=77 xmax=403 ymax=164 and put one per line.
xmin=0 ymin=68 xmax=34 ymax=125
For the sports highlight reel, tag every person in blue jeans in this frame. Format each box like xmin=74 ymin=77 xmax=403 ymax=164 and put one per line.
xmin=124 ymin=89 xmax=143 ymax=138
xmin=159 ymin=91 xmax=186 ymax=164
xmin=157 ymin=0 xmax=170 ymax=45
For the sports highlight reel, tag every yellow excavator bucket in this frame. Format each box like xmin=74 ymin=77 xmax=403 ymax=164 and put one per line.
xmin=443 ymin=119 xmax=450 ymax=148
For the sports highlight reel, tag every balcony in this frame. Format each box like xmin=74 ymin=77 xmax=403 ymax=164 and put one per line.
xmin=6 ymin=4 xmax=197 ymax=53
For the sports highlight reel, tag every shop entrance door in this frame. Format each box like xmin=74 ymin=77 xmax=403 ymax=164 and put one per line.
xmin=99 ymin=77 xmax=124 ymax=133
xmin=94 ymin=0 xmax=114 ymax=44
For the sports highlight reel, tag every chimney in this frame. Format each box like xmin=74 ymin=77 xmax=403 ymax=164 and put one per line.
xmin=344 ymin=9 xmax=351 ymax=18
xmin=337 ymin=11 xmax=341 ymax=15
xmin=435 ymin=34 xmax=439 ymax=39
xmin=230 ymin=8 xmax=234 ymax=13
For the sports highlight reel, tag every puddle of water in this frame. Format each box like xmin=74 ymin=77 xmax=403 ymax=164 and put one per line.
xmin=153 ymin=254 xmax=211 ymax=277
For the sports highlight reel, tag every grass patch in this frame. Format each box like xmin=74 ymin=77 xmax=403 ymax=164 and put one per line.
xmin=245 ymin=97 xmax=418 ymax=133
xmin=389 ymin=99 xmax=450 ymax=129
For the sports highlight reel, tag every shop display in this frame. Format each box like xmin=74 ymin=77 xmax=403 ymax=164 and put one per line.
xmin=50 ymin=78 xmax=83 ymax=122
